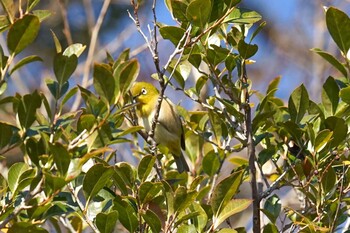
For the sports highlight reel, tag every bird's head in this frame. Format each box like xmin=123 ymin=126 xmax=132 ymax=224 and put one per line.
xmin=130 ymin=82 xmax=159 ymax=105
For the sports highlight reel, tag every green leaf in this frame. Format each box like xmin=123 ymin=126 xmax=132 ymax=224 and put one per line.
xmin=162 ymin=181 xmax=175 ymax=217
xmin=51 ymin=30 xmax=62 ymax=53
xmin=314 ymin=129 xmax=333 ymax=153
xmin=288 ymin=84 xmax=309 ymax=123
xmin=174 ymin=186 xmax=198 ymax=213
xmin=322 ymin=167 xmax=337 ymax=196
xmin=311 ymin=48 xmax=348 ymax=77
xmin=83 ymin=164 xmax=114 ymax=205
xmin=138 ymin=155 xmax=156 ymax=181
xmin=225 ymin=8 xmax=262 ymax=24
xmin=165 ymin=0 xmax=188 ymax=23
xmin=27 ymin=0 xmax=40 ymax=12
xmin=1 ymin=0 xmax=15 ymax=23
xmin=8 ymin=222 xmax=48 ymax=233
xmin=0 ymin=15 xmax=10 ymax=32
xmin=189 ymin=202 xmax=208 ymax=232
xmin=210 ymin=169 xmax=244 ymax=215
xmin=322 ymin=76 xmax=340 ymax=116
xmin=96 ymin=211 xmax=118 ymax=233
xmin=159 ymin=26 xmax=186 ymax=46
xmin=238 ymin=40 xmax=258 ymax=59
xmin=7 ymin=15 xmax=40 ymax=55
xmin=266 ymin=76 xmax=281 ymax=95
xmin=17 ymin=90 xmax=42 ymax=129
xmin=32 ymin=10 xmax=52 ymax=22
xmin=63 ymin=43 xmax=86 ymax=57
xmin=113 ymin=195 xmax=138 ymax=232
xmin=340 ymin=86 xmax=350 ymax=104
xmin=9 ymin=55 xmax=42 ymax=75
xmin=139 ymin=182 xmax=162 ymax=204
xmin=326 ymin=7 xmax=350 ymax=54
xmin=325 ymin=116 xmax=347 ymax=148
xmin=0 ymin=80 xmax=7 ymax=96
xmin=218 ymin=229 xmax=238 ymax=233
xmin=25 ymin=137 xmax=45 ymax=166
xmin=53 ymin=53 xmax=78 ymax=85
xmin=93 ymin=63 xmax=115 ymax=103
xmin=46 ymin=79 xmax=69 ymax=100
xmin=8 ymin=162 xmax=29 ymax=194
xmin=142 ymin=209 xmax=162 ymax=233
xmin=0 ymin=121 xmax=19 ymax=150
xmin=262 ymin=195 xmax=281 ymax=223
xmin=44 ymin=172 xmax=66 ymax=193
xmin=202 ymin=150 xmax=220 ymax=176
xmin=50 ymin=143 xmax=71 ymax=177
xmin=263 ymin=223 xmax=279 ymax=233
xmin=117 ymin=59 xmax=139 ymax=95
xmin=213 ymin=199 xmax=252 ymax=229
xmin=186 ymin=0 xmax=212 ymax=29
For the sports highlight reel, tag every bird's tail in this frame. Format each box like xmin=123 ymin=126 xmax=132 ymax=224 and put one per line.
xmin=174 ymin=152 xmax=189 ymax=173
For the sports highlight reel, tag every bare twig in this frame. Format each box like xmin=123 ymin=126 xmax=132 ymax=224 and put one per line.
xmin=57 ymin=0 xmax=73 ymax=45
xmin=71 ymin=0 xmax=111 ymax=111
xmin=241 ymin=60 xmax=260 ymax=233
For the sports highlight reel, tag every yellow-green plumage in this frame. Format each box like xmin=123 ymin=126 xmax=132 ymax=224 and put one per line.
xmin=130 ymin=82 xmax=189 ymax=173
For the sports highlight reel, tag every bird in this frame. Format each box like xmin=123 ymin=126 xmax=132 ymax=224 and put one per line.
xmin=130 ymin=82 xmax=189 ymax=173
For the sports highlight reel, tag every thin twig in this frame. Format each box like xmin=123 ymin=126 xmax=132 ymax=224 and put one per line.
xmin=71 ymin=0 xmax=111 ymax=111
xmin=57 ymin=0 xmax=73 ymax=45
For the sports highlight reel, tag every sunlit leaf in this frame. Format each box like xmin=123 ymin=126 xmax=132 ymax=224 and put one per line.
xmin=186 ymin=0 xmax=212 ymax=29
xmin=9 ymin=55 xmax=42 ymax=75
xmin=326 ymin=7 xmax=350 ymax=54
xmin=7 ymin=15 xmax=40 ymax=55
xmin=288 ymin=84 xmax=309 ymax=123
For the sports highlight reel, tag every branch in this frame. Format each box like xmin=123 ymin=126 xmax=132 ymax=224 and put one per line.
xmin=241 ymin=61 xmax=260 ymax=233
xmin=71 ymin=0 xmax=111 ymax=111
xmin=57 ymin=0 xmax=73 ymax=45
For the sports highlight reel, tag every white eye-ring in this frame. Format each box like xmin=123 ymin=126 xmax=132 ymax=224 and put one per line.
xmin=141 ymin=88 xmax=147 ymax=95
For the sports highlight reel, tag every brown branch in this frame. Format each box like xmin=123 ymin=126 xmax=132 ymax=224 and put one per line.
xmin=241 ymin=61 xmax=260 ymax=233
xmin=57 ymin=0 xmax=73 ymax=45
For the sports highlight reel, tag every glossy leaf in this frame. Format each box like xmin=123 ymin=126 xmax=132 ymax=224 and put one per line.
xmin=263 ymin=223 xmax=279 ymax=233
xmin=225 ymin=8 xmax=262 ymax=24
xmin=0 ymin=121 xmax=19 ymax=150
xmin=142 ymin=209 xmax=162 ymax=233
xmin=213 ymin=199 xmax=252 ymax=229
xmin=325 ymin=116 xmax=347 ymax=148
xmin=322 ymin=167 xmax=337 ymax=196
xmin=189 ymin=202 xmax=208 ymax=232
xmin=113 ymin=195 xmax=138 ymax=232
xmin=311 ymin=48 xmax=347 ymax=77
xmin=50 ymin=143 xmax=71 ymax=177
xmin=83 ymin=164 xmax=114 ymax=205
xmin=17 ymin=90 xmax=42 ymax=129
xmin=238 ymin=40 xmax=258 ymax=59
xmin=138 ymin=155 xmax=156 ymax=181
xmin=322 ymin=76 xmax=340 ymax=116
xmin=93 ymin=63 xmax=115 ymax=103
xmin=314 ymin=129 xmax=332 ymax=153
xmin=174 ymin=186 xmax=198 ymax=213
xmin=288 ymin=84 xmax=309 ymax=123
xmin=9 ymin=55 xmax=43 ymax=75
xmin=8 ymin=162 xmax=29 ymax=194
xmin=1 ymin=0 xmax=15 ymax=23
xmin=210 ymin=169 xmax=244 ymax=215
xmin=8 ymin=222 xmax=48 ymax=233
xmin=202 ymin=150 xmax=220 ymax=176
xmin=96 ymin=211 xmax=118 ymax=233
xmin=63 ymin=43 xmax=86 ymax=57
xmin=262 ymin=194 xmax=281 ymax=223
xmin=340 ymin=86 xmax=350 ymax=104
xmin=117 ymin=59 xmax=139 ymax=95
xmin=159 ymin=26 xmax=186 ymax=46
xmin=186 ymin=0 xmax=212 ymax=29
xmin=7 ymin=15 xmax=40 ymax=55
xmin=53 ymin=53 xmax=78 ymax=85
xmin=326 ymin=7 xmax=350 ymax=54
xmin=139 ymin=181 xmax=162 ymax=204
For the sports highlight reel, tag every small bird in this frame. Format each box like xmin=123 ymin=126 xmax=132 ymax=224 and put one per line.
xmin=130 ymin=82 xmax=189 ymax=173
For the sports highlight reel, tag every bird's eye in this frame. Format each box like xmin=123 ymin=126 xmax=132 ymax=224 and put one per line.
xmin=141 ymin=88 xmax=147 ymax=95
